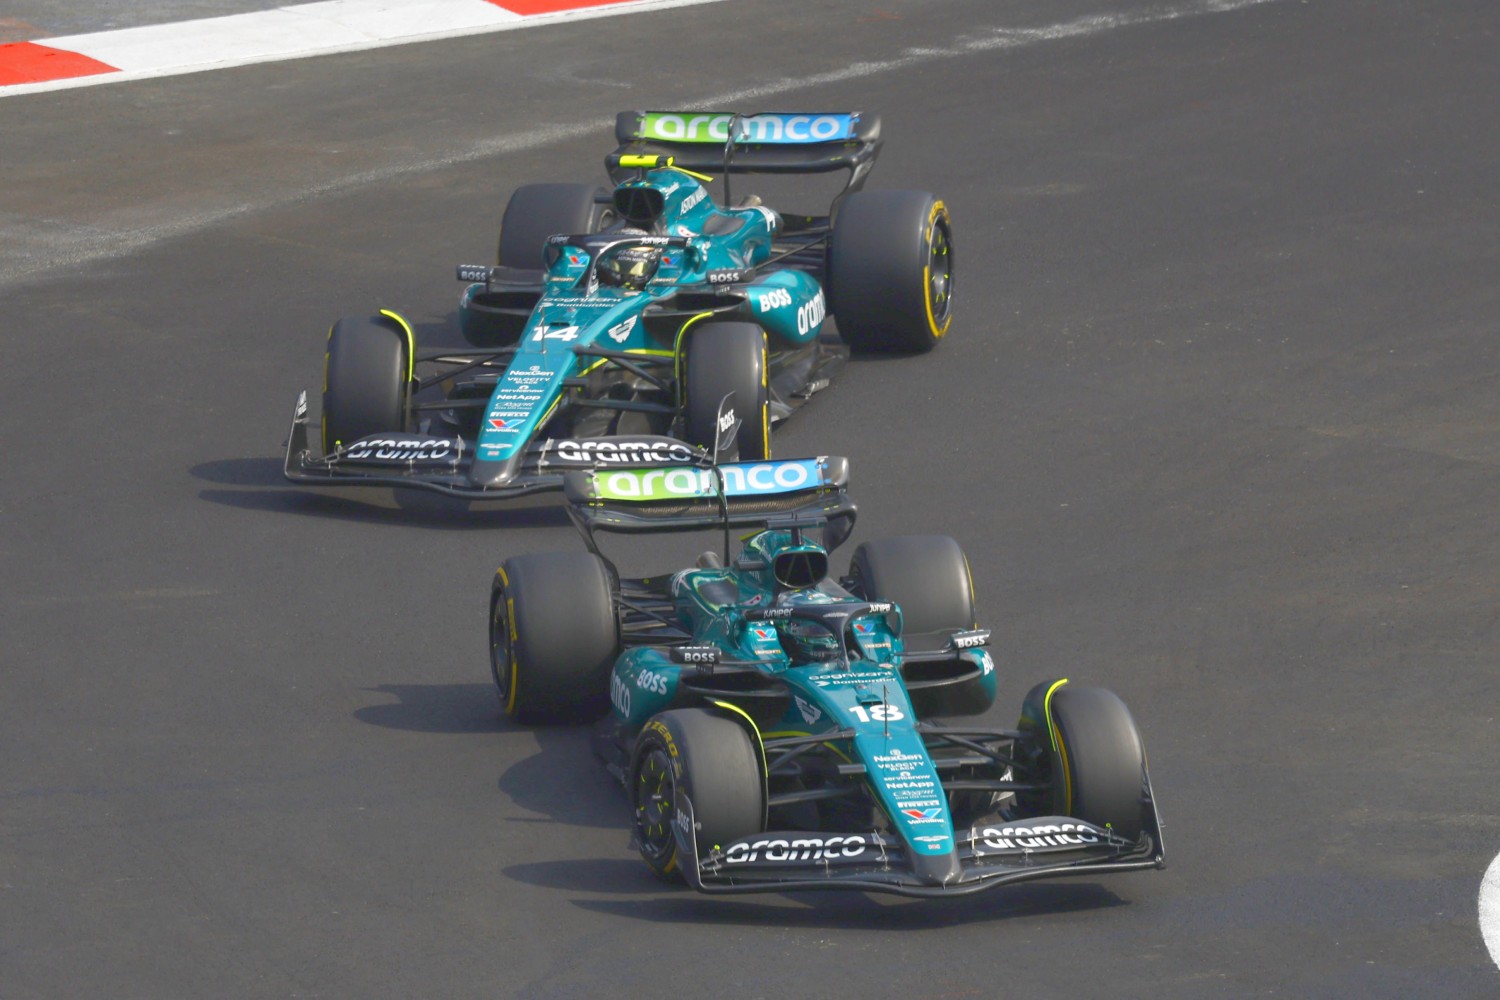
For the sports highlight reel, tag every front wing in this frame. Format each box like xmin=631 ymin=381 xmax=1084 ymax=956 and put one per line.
xmin=673 ymin=793 xmax=1165 ymax=898
xmin=282 ymin=392 xmax=712 ymax=499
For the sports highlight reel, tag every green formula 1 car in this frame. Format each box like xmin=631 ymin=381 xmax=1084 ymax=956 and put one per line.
xmin=490 ymin=456 xmax=1165 ymax=897
xmin=284 ymin=111 xmax=954 ymax=499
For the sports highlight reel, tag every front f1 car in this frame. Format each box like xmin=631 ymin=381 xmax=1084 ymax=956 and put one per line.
xmin=488 ymin=457 xmax=1165 ymax=897
xmin=284 ymin=110 xmax=955 ymax=499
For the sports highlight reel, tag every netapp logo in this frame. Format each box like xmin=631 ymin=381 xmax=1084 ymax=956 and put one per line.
xmin=724 ymin=835 xmax=869 ymax=864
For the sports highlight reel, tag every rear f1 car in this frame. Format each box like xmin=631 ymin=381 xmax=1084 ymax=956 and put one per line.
xmin=489 ymin=457 xmax=1165 ymax=897
xmin=284 ymin=110 xmax=955 ymax=499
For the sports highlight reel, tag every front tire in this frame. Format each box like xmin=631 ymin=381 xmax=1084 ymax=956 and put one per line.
xmin=631 ymin=709 xmax=765 ymax=881
xmin=1018 ymin=681 xmax=1150 ymax=841
xmin=683 ymin=322 xmax=770 ymax=461
xmin=321 ymin=313 xmax=411 ymax=455
xmin=828 ymin=190 xmax=954 ymax=352
xmin=491 ymin=552 xmax=618 ymax=723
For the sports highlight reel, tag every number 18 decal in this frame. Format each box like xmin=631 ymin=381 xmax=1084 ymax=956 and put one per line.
xmin=849 ymin=704 xmax=903 ymax=723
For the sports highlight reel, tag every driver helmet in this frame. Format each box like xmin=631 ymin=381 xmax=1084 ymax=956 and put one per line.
xmin=777 ymin=618 xmax=843 ymax=664
xmin=597 ymin=244 xmax=662 ymax=291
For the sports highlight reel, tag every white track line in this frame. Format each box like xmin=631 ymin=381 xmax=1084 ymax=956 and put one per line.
xmin=1482 ymin=850 xmax=1500 ymax=970
xmin=2 ymin=0 xmax=1283 ymax=291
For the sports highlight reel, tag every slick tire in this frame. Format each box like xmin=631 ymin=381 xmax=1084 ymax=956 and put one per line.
xmin=631 ymin=708 xmax=765 ymax=881
xmin=827 ymin=190 xmax=954 ymax=352
xmin=683 ymin=322 xmax=771 ymax=461
xmin=497 ymin=183 xmax=612 ymax=269
xmin=1018 ymin=681 xmax=1150 ymax=842
xmin=847 ymin=535 xmax=976 ymax=635
xmin=321 ymin=313 xmax=411 ymax=455
xmin=491 ymin=552 xmax=619 ymax=724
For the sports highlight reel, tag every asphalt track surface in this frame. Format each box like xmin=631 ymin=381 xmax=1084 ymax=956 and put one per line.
xmin=3 ymin=0 xmax=1499 ymax=996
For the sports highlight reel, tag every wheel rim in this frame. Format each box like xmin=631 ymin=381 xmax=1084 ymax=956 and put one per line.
xmin=634 ymin=745 xmax=678 ymax=868
xmin=927 ymin=215 xmax=954 ymax=329
xmin=490 ymin=596 xmax=515 ymax=709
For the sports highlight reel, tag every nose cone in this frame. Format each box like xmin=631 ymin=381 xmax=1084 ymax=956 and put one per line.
xmin=909 ymin=847 xmax=962 ymax=887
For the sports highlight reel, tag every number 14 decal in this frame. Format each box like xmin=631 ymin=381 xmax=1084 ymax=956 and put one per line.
xmin=532 ymin=325 xmax=580 ymax=343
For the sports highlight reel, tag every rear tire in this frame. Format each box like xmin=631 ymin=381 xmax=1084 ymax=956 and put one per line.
xmin=683 ymin=322 xmax=770 ymax=461
xmin=631 ymin=709 xmax=765 ymax=881
xmin=828 ymin=190 xmax=954 ymax=352
xmin=1018 ymin=681 xmax=1149 ymax=841
xmin=321 ymin=313 xmax=410 ymax=455
xmin=491 ymin=552 xmax=618 ymax=723
xmin=497 ymin=183 xmax=611 ymax=269
xmin=847 ymin=535 xmax=976 ymax=635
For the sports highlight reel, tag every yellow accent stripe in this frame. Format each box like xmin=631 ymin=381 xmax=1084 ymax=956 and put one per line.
xmin=379 ymin=309 xmax=417 ymax=383
xmin=495 ymin=567 xmax=519 ymax=715
xmin=669 ymin=164 xmax=715 ymax=183
xmin=961 ymin=551 xmax=978 ymax=629
xmin=923 ymin=201 xmax=952 ymax=339
xmin=710 ymin=700 xmax=768 ymax=782
xmin=673 ymin=312 xmax=716 ymax=408
xmin=1042 ymin=678 xmax=1071 ymax=813
xmin=577 ymin=347 xmax=677 ymax=379
xmin=758 ymin=333 xmax=770 ymax=457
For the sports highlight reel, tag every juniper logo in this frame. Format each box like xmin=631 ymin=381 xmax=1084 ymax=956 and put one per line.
xmin=639 ymin=113 xmax=855 ymax=144
xmin=595 ymin=459 xmax=820 ymax=500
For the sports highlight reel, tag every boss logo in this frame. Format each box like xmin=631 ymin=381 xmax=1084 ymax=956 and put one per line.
xmin=671 ymin=646 xmax=720 ymax=665
xmin=757 ymin=288 xmax=793 ymax=312
xmin=636 ymin=668 xmax=669 ymax=695
xmin=716 ymin=408 xmax=736 ymax=434
xmin=706 ymin=269 xmax=742 ymax=284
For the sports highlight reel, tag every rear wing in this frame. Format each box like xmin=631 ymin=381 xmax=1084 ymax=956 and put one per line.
xmin=563 ymin=455 xmax=856 ymax=550
xmin=610 ymin=110 xmax=881 ymax=188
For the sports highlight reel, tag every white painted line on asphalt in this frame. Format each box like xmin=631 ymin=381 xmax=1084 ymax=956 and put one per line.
xmin=1482 ymin=849 xmax=1500 ymax=970
xmin=0 ymin=0 xmax=1287 ymax=292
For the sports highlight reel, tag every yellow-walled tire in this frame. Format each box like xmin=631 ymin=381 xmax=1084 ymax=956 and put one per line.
xmin=490 ymin=552 xmax=618 ymax=724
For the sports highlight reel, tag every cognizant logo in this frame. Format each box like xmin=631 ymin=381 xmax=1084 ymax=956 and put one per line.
xmin=596 ymin=459 xmax=821 ymax=500
xmin=639 ymin=113 xmax=855 ymax=144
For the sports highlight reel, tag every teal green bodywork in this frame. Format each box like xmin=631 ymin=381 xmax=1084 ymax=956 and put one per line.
xmin=606 ymin=527 xmax=997 ymax=867
xmin=457 ymin=168 xmax=828 ymax=488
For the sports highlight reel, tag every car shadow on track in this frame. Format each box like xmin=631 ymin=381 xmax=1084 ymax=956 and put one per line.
xmin=353 ymin=682 xmax=499 ymax=735
xmin=191 ymin=457 xmax=571 ymax=529
xmin=562 ymin=880 xmax=1130 ymax=928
